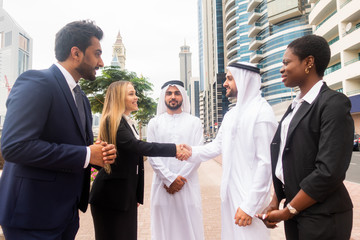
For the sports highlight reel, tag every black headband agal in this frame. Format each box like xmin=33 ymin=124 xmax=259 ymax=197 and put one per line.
xmin=228 ymin=63 xmax=260 ymax=74
xmin=161 ymin=80 xmax=184 ymax=89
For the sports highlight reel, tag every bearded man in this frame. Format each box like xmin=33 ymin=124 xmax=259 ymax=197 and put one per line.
xmin=184 ymin=62 xmax=278 ymax=239
xmin=147 ymin=80 xmax=204 ymax=240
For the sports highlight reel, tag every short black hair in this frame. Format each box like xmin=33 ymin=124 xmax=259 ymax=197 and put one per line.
xmin=288 ymin=35 xmax=330 ymax=77
xmin=55 ymin=20 xmax=103 ymax=61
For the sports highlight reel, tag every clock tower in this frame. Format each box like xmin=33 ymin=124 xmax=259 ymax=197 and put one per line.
xmin=111 ymin=31 xmax=126 ymax=69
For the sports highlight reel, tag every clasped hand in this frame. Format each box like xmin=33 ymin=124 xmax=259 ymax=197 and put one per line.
xmin=89 ymin=140 xmax=116 ymax=167
xmin=176 ymin=144 xmax=192 ymax=160
xmin=164 ymin=175 xmax=187 ymax=194
xmin=255 ymin=205 xmax=289 ymax=229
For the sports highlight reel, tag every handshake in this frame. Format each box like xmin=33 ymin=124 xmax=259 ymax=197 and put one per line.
xmin=175 ymin=144 xmax=192 ymax=161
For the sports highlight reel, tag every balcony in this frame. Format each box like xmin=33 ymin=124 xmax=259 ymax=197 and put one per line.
xmin=226 ymin=44 xmax=239 ymax=57
xmin=309 ymin=0 xmax=336 ymax=25
xmin=315 ymin=10 xmax=337 ymax=30
xmin=249 ymin=37 xmax=264 ymax=50
xmin=225 ymin=14 xmax=237 ymax=29
xmin=225 ymin=3 xmax=236 ymax=18
xmin=324 ymin=62 xmax=341 ymax=76
xmin=250 ymin=50 xmax=264 ymax=63
xmin=247 ymin=0 xmax=262 ymax=12
xmin=226 ymin=33 xmax=239 ymax=46
xmin=225 ymin=24 xmax=238 ymax=39
xmin=248 ymin=8 xmax=262 ymax=25
xmin=248 ymin=22 xmax=262 ymax=38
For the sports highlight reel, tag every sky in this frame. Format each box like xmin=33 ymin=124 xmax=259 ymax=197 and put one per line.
xmin=3 ymin=0 xmax=200 ymax=99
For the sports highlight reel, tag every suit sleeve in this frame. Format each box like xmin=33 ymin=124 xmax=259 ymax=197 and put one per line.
xmin=1 ymin=71 xmax=86 ymax=172
xmin=117 ymin=118 xmax=176 ymax=157
xmin=299 ymin=93 xmax=354 ymax=202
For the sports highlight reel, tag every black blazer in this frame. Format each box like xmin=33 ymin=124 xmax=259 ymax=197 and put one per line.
xmin=271 ymin=84 xmax=353 ymax=214
xmin=89 ymin=117 xmax=176 ymax=211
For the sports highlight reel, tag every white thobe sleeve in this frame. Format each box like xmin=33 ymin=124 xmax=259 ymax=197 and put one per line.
xmin=178 ymin=120 xmax=203 ymax=178
xmin=147 ymin=119 xmax=177 ymax=187
xmin=188 ymin=125 xmax=223 ymax=163
xmin=239 ymin=122 xmax=274 ymax=217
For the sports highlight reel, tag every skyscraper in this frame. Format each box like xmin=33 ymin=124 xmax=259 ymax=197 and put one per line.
xmin=179 ymin=42 xmax=192 ymax=90
xmin=248 ymin=0 xmax=312 ymax=108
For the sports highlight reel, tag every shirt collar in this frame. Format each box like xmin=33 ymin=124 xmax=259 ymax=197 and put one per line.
xmin=292 ymin=80 xmax=324 ymax=108
xmin=55 ymin=62 xmax=78 ymax=91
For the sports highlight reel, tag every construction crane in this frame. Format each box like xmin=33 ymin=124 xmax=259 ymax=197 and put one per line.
xmin=4 ymin=75 xmax=11 ymax=95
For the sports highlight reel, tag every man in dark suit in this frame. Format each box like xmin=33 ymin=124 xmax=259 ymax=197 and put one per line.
xmin=0 ymin=20 xmax=116 ymax=240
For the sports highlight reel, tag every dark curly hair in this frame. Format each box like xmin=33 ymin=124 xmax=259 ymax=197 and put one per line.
xmin=55 ymin=20 xmax=103 ymax=62
xmin=288 ymin=35 xmax=330 ymax=77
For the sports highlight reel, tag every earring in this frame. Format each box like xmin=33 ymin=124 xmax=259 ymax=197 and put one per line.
xmin=305 ymin=67 xmax=310 ymax=74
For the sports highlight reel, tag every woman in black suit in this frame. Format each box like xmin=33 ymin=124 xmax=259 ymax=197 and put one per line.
xmin=258 ymin=35 xmax=354 ymax=239
xmin=89 ymin=81 xmax=188 ymax=240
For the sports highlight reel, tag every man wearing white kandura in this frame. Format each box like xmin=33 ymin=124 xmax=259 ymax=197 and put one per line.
xmin=183 ymin=62 xmax=277 ymax=239
xmin=147 ymin=80 xmax=204 ymax=240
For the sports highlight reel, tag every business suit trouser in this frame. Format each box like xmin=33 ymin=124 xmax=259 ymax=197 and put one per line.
xmin=2 ymin=210 xmax=79 ymax=240
xmin=91 ymin=203 xmax=138 ymax=240
xmin=284 ymin=209 xmax=352 ymax=240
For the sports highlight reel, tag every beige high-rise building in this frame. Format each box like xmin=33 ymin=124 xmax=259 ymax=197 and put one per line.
xmin=309 ymin=0 xmax=360 ymax=132
xmin=0 ymin=1 xmax=32 ymax=129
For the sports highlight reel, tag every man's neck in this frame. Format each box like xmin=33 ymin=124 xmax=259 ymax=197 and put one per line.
xmin=167 ymin=109 xmax=182 ymax=115
xmin=58 ymin=61 xmax=81 ymax=83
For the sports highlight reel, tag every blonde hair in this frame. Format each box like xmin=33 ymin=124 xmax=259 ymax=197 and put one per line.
xmin=99 ymin=81 xmax=131 ymax=146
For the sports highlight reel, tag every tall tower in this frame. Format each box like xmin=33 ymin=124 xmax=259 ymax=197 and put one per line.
xmin=179 ymin=42 xmax=192 ymax=91
xmin=111 ymin=31 xmax=126 ymax=70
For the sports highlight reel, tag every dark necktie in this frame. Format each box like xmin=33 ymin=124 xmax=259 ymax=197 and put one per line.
xmin=73 ymin=85 xmax=86 ymax=131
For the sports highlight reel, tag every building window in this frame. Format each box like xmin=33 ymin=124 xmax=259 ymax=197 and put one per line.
xmin=5 ymin=31 xmax=12 ymax=47
xmin=19 ymin=34 xmax=29 ymax=52
xmin=18 ymin=50 xmax=29 ymax=75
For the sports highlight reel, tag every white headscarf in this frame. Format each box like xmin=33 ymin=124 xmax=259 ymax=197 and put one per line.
xmin=156 ymin=80 xmax=191 ymax=115
xmin=220 ymin=62 xmax=277 ymax=200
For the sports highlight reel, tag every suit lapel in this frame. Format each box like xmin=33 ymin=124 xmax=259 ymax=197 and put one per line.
xmin=286 ymin=101 xmax=312 ymax=145
xmin=50 ymin=65 xmax=87 ymax=142
xmin=123 ymin=118 xmax=136 ymax=138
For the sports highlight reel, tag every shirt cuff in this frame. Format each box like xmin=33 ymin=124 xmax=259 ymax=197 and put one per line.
xmin=84 ymin=147 xmax=91 ymax=168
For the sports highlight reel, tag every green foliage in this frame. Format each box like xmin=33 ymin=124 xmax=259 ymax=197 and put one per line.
xmin=79 ymin=66 xmax=157 ymax=127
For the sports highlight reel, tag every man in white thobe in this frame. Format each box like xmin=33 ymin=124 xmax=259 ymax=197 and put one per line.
xmin=147 ymin=80 xmax=204 ymax=240
xmin=185 ymin=62 xmax=277 ymax=239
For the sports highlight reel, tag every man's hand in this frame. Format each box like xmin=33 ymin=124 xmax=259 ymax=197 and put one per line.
xmin=89 ymin=141 xmax=116 ymax=167
xmin=234 ymin=207 xmax=252 ymax=227
xmin=176 ymin=144 xmax=192 ymax=160
xmin=164 ymin=175 xmax=187 ymax=194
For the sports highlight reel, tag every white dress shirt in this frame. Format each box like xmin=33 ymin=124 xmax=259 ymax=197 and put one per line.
xmin=55 ymin=63 xmax=91 ymax=168
xmin=275 ymin=80 xmax=324 ymax=184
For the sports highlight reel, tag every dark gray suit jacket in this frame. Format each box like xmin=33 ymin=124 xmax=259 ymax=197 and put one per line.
xmin=271 ymin=83 xmax=353 ymax=214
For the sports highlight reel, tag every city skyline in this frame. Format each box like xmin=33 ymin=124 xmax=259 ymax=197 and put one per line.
xmin=2 ymin=0 xmax=200 ymax=99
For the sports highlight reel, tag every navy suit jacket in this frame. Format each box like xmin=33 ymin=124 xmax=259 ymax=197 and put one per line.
xmin=0 ymin=65 xmax=93 ymax=230
xmin=271 ymin=84 xmax=353 ymax=215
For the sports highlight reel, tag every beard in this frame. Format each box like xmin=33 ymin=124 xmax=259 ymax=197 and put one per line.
xmin=75 ymin=61 xmax=98 ymax=81
xmin=165 ymin=100 xmax=182 ymax=110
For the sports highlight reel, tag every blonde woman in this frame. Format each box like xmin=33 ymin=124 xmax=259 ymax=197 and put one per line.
xmin=89 ymin=81 xmax=188 ymax=240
